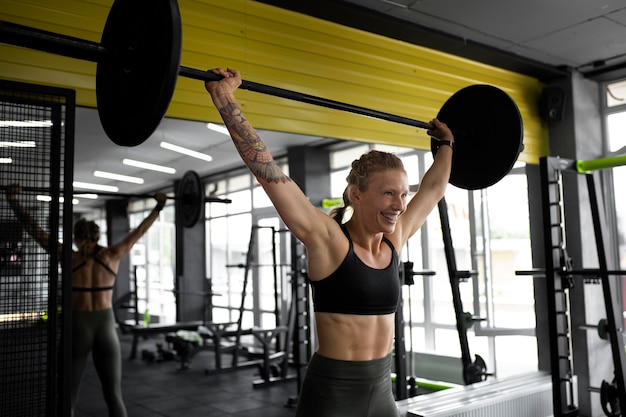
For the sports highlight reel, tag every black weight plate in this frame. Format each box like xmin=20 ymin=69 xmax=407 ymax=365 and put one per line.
xmin=431 ymin=85 xmax=524 ymax=190
xmin=96 ymin=0 xmax=182 ymax=146
xmin=176 ymin=170 xmax=203 ymax=228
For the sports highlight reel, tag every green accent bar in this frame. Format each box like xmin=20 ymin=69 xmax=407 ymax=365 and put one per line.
xmin=321 ymin=198 xmax=342 ymax=209
xmin=414 ymin=379 xmax=455 ymax=392
xmin=389 ymin=374 xmax=454 ymax=392
xmin=576 ymin=155 xmax=626 ymax=173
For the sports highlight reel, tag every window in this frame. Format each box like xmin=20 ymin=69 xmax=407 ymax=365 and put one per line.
xmin=128 ymin=201 xmax=176 ymax=324
xmin=606 ymin=79 xmax=626 ymax=108
xmin=209 ymin=213 xmax=252 ymax=324
xmin=607 ymin=112 xmax=626 ymax=153
xmin=205 ymin=163 xmax=292 ymax=348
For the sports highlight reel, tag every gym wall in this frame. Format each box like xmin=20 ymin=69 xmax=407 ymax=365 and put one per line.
xmin=0 ymin=0 xmax=548 ymax=163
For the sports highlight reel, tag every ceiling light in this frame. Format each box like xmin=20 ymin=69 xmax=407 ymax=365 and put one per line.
xmin=94 ymin=170 xmax=144 ymax=184
xmin=0 ymin=140 xmax=36 ymax=148
xmin=0 ymin=120 xmax=53 ymax=128
xmin=74 ymin=193 xmax=98 ymax=199
xmin=73 ymin=181 xmax=119 ymax=192
xmin=206 ymin=123 xmax=230 ymax=135
xmin=123 ymin=158 xmax=176 ymax=174
xmin=0 ymin=157 xmax=12 ymax=163
xmin=36 ymin=195 xmax=78 ymax=204
xmin=160 ymin=141 xmax=213 ymax=162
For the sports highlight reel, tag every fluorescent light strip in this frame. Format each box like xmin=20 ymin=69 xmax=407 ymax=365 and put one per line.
xmin=73 ymin=181 xmax=119 ymax=192
xmin=206 ymin=123 xmax=230 ymax=135
xmin=0 ymin=141 xmax=36 ymax=148
xmin=36 ymin=196 xmax=79 ymax=204
xmin=94 ymin=170 xmax=144 ymax=184
xmin=0 ymin=157 xmax=12 ymax=163
xmin=123 ymin=158 xmax=176 ymax=174
xmin=160 ymin=141 xmax=213 ymax=162
xmin=0 ymin=312 xmax=43 ymax=323
xmin=74 ymin=193 xmax=98 ymax=199
xmin=0 ymin=120 xmax=53 ymax=128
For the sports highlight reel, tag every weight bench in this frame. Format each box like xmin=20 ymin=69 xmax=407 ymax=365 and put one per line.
xmin=249 ymin=326 xmax=295 ymax=388
xmin=161 ymin=322 xmax=253 ymax=371
xmin=199 ymin=322 xmax=256 ymax=373
xmin=162 ymin=322 xmax=290 ymax=380
xmin=127 ymin=320 xmax=203 ymax=359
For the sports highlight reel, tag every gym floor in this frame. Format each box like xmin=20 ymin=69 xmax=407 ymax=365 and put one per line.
xmin=74 ymin=331 xmax=299 ymax=417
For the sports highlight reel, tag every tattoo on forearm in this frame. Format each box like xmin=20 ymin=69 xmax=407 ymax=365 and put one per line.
xmin=219 ymin=102 xmax=290 ymax=184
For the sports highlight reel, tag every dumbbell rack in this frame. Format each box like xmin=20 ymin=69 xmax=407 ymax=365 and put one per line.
xmin=539 ymin=156 xmax=626 ymax=416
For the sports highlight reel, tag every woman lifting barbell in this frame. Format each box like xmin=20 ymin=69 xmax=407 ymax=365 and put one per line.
xmin=205 ymin=67 xmax=454 ymax=417
xmin=4 ymin=184 xmax=167 ymax=417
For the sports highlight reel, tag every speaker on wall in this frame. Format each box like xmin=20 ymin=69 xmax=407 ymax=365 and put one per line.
xmin=539 ymin=87 xmax=566 ymax=122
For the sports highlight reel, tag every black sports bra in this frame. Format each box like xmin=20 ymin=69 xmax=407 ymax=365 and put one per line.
xmin=309 ymin=226 xmax=400 ymax=315
xmin=72 ymin=255 xmax=116 ymax=292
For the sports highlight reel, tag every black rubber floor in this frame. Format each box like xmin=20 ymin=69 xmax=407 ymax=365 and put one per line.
xmin=74 ymin=331 xmax=299 ymax=417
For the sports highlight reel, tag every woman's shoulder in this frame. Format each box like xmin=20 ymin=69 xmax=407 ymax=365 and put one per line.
xmin=98 ymin=244 xmax=118 ymax=256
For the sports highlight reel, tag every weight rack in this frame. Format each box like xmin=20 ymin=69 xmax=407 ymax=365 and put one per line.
xmin=539 ymin=155 xmax=626 ymax=417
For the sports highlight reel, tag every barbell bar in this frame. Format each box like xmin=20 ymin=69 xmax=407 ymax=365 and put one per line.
xmin=11 ymin=189 xmax=230 ymax=204
xmin=1 ymin=187 xmax=231 ymax=204
xmin=0 ymin=0 xmax=524 ymax=190
xmin=2 ymin=171 xmax=230 ymax=228
xmin=78 ymin=190 xmax=230 ymax=204
xmin=179 ymin=66 xmax=434 ymax=130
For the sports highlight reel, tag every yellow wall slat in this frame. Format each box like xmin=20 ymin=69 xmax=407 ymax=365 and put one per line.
xmin=0 ymin=0 xmax=548 ymax=163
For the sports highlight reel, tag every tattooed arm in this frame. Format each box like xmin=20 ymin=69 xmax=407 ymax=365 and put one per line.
xmin=205 ymin=68 xmax=339 ymax=249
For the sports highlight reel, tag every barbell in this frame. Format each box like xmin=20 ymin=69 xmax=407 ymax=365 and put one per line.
xmin=3 ymin=171 xmax=229 ymax=228
xmin=0 ymin=0 xmax=524 ymax=190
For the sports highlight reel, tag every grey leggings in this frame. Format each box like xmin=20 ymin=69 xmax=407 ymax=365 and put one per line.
xmin=295 ymin=353 xmax=399 ymax=417
xmin=71 ymin=309 xmax=127 ymax=417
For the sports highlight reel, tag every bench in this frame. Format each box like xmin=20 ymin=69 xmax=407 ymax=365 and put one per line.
xmin=162 ymin=322 xmax=254 ymax=370
xmin=161 ymin=323 xmax=293 ymax=385
xmin=127 ymin=321 xmax=204 ymax=359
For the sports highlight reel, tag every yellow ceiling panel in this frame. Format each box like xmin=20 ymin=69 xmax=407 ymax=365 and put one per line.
xmin=0 ymin=0 xmax=548 ymax=161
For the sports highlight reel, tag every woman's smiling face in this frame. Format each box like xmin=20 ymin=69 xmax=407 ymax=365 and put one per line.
xmin=352 ymin=168 xmax=409 ymax=233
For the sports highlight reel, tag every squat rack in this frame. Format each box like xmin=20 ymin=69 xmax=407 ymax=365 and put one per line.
xmin=537 ymin=155 xmax=626 ymax=417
